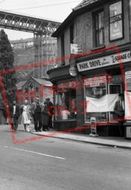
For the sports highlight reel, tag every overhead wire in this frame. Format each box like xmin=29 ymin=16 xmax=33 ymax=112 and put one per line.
xmin=7 ymin=0 xmax=79 ymax=11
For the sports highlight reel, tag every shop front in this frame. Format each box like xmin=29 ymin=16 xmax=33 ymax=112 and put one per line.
xmin=82 ymin=73 xmax=123 ymax=136
xmin=47 ymin=65 xmax=78 ymax=132
xmin=76 ymin=48 xmax=131 ymax=136
xmin=48 ymin=48 xmax=131 ymax=136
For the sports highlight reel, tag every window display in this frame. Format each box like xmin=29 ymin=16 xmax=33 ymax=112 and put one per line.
xmin=84 ymin=75 xmax=123 ymax=123
xmin=85 ymin=85 xmax=107 ymax=122
xmin=55 ymin=81 xmax=76 ymax=120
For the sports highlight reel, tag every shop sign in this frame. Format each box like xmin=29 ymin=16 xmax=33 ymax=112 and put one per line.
xmin=77 ymin=50 xmax=131 ymax=72
xmin=70 ymin=43 xmax=82 ymax=54
xmin=84 ymin=76 xmax=107 ymax=87
xmin=89 ymin=117 xmax=98 ymax=137
xmin=58 ymin=81 xmax=77 ymax=89
xmin=69 ymin=65 xmax=77 ymax=77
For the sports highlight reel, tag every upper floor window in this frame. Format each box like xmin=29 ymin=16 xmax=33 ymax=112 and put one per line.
xmin=61 ymin=34 xmax=65 ymax=65
xmin=94 ymin=10 xmax=104 ymax=47
xmin=70 ymin=23 xmax=74 ymax=43
xmin=109 ymin=1 xmax=123 ymax=41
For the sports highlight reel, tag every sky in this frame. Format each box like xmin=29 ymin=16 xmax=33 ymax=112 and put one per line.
xmin=0 ymin=0 xmax=81 ymax=40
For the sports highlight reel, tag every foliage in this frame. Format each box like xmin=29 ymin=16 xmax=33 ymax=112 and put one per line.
xmin=0 ymin=29 xmax=17 ymax=107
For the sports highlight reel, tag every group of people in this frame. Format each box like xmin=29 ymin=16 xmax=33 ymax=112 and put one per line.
xmin=10 ymin=97 xmax=54 ymax=132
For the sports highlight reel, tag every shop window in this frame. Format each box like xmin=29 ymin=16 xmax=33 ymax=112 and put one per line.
xmin=86 ymin=85 xmax=106 ymax=98
xmin=55 ymin=85 xmax=76 ymax=120
xmin=84 ymin=75 xmax=123 ymax=123
xmin=85 ymin=84 xmax=107 ymax=122
xmin=109 ymin=1 xmax=123 ymax=41
xmin=84 ymin=76 xmax=108 ymax=123
xmin=94 ymin=10 xmax=104 ymax=47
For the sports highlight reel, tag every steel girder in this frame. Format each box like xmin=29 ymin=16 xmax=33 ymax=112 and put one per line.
xmin=0 ymin=10 xmax=60 ymax=35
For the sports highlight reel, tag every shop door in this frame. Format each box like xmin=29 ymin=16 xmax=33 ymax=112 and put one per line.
xmin=108 ymin=84 xmax=122 ymax=122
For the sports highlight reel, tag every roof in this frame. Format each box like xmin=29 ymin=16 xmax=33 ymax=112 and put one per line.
xmin=74 ymin=0 xmax=99 ymax=11
xmin=16 ymin=81 xmax=26 ymax=90
xmin=52 ymin=0 xmax=102 ymax=37
xmin=16 ymin=77 xmax=52 ymax=90
xmin=33 ymin=77 xmax=52 ymax=86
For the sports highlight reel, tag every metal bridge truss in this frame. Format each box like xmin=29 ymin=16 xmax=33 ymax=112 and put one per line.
xmin=0 ymin=10 xmax=60 ymax=35
xmin=0 ymin=10 xmax=60 ymax=78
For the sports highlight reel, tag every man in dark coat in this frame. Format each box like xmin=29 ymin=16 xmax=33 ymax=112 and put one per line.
xmin=44 ymin=98 xmax=54 ymax=129
xmin=11 ymin=100 xmax=20 ymax=131
xmin=41 ymin=102 xmax=49 ymax=131
xmin=34 ymin=98 xmax=42 ymax=132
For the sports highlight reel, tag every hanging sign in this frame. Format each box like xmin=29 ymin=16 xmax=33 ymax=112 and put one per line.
xmin=69 ymin=65 xmax=77 ymax=77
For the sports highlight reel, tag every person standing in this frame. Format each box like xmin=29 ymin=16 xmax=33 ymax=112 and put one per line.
xmin=11 ymin=100 xmax=20 ymax=131
xmin=41 ymin=101 xmax=49 ymax=131
xmin=44 ymin=98 xmax=54 ymax=129
xmin=34 ymin=98 xmax=42 ymax=132
xmin=30 ymin=100 xmax=36 ymax=125
xmin=21 ymin=99 xmax=31 ymax=132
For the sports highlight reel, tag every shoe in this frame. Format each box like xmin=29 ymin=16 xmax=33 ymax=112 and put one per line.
xmin=11 ymin=128 xmax=16 ymax=132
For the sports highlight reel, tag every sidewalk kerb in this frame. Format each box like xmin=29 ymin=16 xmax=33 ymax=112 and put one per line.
xmin=31 ymin=131 xmax=131 ymax=150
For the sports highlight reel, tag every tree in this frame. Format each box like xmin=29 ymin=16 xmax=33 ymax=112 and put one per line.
xmin=0 ymin=29 xmax=16 ymax=108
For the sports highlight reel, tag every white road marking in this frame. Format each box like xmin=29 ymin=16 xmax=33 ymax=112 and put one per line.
xmin=3 ymin=145 xmax=65 ymax=160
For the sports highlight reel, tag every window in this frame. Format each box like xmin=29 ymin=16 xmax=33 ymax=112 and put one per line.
xmin=109 ymin=1 xmax=123 ymax=41
xmin=70 ymin=23 xmax=74 ymax=44
xmin=61 ymin=34 xmax=65 ymax=65
xmin=94 ymin=10 xmax=104 ymax=47
xmin=84 ymin=75 xmax=123 ymax=123
xmin=84 ymin=76 xmax=107 ymax=122
xmin=55 ymin=82 xmax=77 ymax=120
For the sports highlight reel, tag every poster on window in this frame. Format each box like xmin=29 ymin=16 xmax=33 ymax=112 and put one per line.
xmin=110 ymin=21 xmax=123 ymax=40
xmin=109 ymin=1 xmax=123 ymax=41
xmin=86 ymin=94 xmax=118 ymax=113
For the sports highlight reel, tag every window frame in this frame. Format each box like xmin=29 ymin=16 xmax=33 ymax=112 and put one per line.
xmin=84 ymin=76 xmax=108 ymax=123
xmin=70 ymin=22 xmax=74 ymax=44
xmin=61 ymin=34 xmax=65 ymax=66
xmin=93 ymin=9 xmax=105 ymax=47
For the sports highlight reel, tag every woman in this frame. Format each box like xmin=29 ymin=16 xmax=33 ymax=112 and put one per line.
xmin=21 ymin=99 xmax=31 ymax=132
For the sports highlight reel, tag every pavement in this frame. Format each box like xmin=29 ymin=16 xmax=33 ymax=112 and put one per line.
xmin=31 ymin=129 xmax=131 ymax=150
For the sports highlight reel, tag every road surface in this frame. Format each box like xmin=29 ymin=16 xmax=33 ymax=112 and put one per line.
xmin=0 ymin=125 xmax=131 ymax=190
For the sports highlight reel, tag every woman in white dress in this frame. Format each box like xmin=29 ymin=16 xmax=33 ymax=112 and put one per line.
xmin=22 ymin=99 xmax=31 ymax=132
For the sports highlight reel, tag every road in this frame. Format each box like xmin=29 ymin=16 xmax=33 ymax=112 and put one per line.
xmin=0 ymin=125 xmax=131 ymax=190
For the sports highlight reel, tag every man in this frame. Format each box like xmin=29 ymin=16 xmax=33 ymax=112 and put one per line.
xmin=11 ymin=100 xmax=20 ymax=131
xmin=34 ymin=98 xmax=42 ymax=132
xmin=44 ymin=98 xmax=54 ymax=129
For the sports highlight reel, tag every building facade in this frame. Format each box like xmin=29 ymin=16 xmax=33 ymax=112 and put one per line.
xmin=48 ymin=0 xmax=131 ymax=136
xmin=11 ymin=36 xmax=57 ymax=80
xmin=16 ymin=77 xmax=53 ymax=104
